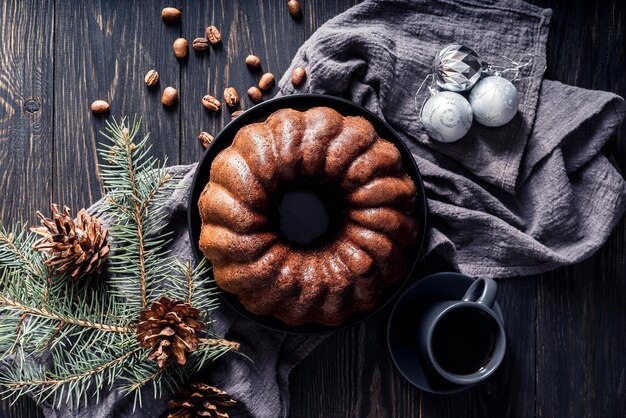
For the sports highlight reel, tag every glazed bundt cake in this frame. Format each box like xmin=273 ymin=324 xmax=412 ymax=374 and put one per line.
xmin=198 ymin=106 xmax=418 ymax=326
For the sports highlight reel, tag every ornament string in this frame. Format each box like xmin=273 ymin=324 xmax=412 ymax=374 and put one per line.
xmin=484 ymin=53 xmax=540 ymax=81
xmin=413 ymin=73 xmax=435 ymax=123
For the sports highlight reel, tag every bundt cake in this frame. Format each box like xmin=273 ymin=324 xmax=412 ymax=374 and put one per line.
xmin=198 ymin=106 xmax=418 ymax=326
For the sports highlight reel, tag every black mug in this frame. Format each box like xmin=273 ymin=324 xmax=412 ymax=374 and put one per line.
xmin=417 ymin=277 xmax=506 ymax=386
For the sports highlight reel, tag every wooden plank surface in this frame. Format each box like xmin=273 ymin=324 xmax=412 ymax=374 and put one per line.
xmin=0 ymin=0 xmax=54 ymax=226
xmin=179 ymin=0 xmax=303 ymax=165
xmin=53 ymin=0 xmax=181 ymax=209
xmin=0 ymin=1 xmax=52 ymax=416
xmin=0 ymin=0 xmax=624 ymax=417
xmin=532 ymin=1 xmax=626 ymax=416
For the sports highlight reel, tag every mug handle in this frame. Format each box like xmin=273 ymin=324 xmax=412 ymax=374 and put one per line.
xmin=462 ymin=277 xmax=497 ymax=308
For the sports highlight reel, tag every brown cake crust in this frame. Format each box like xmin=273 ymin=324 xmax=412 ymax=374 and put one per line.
xmin=198 ymin=107 xmax=418 ymax=326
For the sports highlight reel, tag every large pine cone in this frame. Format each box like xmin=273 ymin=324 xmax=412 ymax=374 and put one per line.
xmin=167 ymin=382 xmax=236 ymax=418
xmin=137 ymin=297 xmax=204 ymax=368
xmin=31 ymin=204 xmax=109 ymax=280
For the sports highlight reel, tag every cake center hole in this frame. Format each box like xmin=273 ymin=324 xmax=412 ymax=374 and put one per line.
xmin=277 ymin=186 xmax=342 ymax=248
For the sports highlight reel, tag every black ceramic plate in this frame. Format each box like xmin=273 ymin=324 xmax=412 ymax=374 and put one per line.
xmin=188 ymin=94 xmax=428 ymax=334
xmin=387 ymin=273 xmax=504 ymax=394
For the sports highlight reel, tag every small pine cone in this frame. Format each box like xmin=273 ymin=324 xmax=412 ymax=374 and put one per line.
xmin=31 ymin=204 xmax=109 ymax=280
xmin=167 ymin=382 xmax=236 ymax=418
xmin=137 ymin=297 xmax=204 ymax=368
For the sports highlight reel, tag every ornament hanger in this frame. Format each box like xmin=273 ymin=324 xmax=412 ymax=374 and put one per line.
xmin=483 ymin=53 xmax=536 ymax=81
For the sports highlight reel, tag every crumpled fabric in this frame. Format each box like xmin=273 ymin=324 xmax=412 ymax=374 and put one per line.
xmin=278 ymin=0 xmax=626 ymax=277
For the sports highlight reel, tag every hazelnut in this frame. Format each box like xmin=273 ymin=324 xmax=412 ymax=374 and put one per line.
xmin=90 ymin=100 xmax=110 ymax=114
xmin=173 ymin=38 xmax=189 ymax=59
xmin=291 ymin=66 xmax=307 ymax=87
xmin=287 ymin=0 xmax=302 ymax=19
xmin=245 ymin=55 xmax=261 ymax=70
xmin=161 ymin=7 xmax=181 ymax=23
xmin=247 ymin=86 xmax=263 ymax=103
xmin=161 ymin=87 xmax=178 ymax=106
xmin=258 ymin=72 xmax=275 ymax=92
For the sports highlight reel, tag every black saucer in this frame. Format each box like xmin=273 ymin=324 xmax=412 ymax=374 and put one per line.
xmin=387 ymin=272 xmax=504 ymax=394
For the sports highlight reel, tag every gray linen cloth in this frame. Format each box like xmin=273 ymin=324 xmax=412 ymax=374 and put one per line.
xmin=37 ymin=0 xmax=626 ymax=417
xmin=279 ymin=0 xmax=626 ymax=277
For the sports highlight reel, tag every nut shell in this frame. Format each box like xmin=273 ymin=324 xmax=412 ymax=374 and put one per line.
xmin=202 ymin=95 xmax=221 ymax=111
xmin=144 ymin=70 xmax=159 ymax=87
xmin=192 ymin=38 xmax=209 ymax=51
xmin=231 ymin=110 xmax=244 ymax=120
xmin=90 ymin=100 xmax=110 ymax=114
xmin=205 ymin=25 xmax=221 ymax=45
xmin=287 ymin=0 xmax=302 ymax=19
xmin=291 ymin=66 xmax=306 ymax=87
xmin=258 ymin=72 xmax=275 ymax=92
xmin=162 ymin=87 xmax=178 ymax=107
xmin=198 ymin=132 xmax=214 ymax=149
xmin=247 ymin=86 xmax=263 ymax=103
xmin=173 ymin=38 xmax=189 ymax=59
xmin=245 ymin=55 xmax=261 ymax=70
xmin=161 ymin=7 xmax=181 ymax=23
xmin=223 ymin=87 xmax=239 ymax=107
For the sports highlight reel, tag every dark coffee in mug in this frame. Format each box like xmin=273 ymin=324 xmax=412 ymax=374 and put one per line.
xmin=430 ymin=307 xmax=496 ymax=375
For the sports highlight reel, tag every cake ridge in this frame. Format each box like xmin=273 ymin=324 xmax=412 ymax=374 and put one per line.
xmin=198 ymin=106 xmax=418 ymax=326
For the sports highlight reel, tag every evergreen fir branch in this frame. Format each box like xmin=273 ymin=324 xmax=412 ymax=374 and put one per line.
xmin=185 ymin=261 xmax=193 ymax=304
xmin=163 ymin=259 xmax=220 ymax=316
xmin=0 ymin=225 xmax=44 ymax=277
xmin=0 ymin=345 xmax=143 ymax=409
xmin=184 ymin=338 xmax=241 ymax=381
xmin=98 ymin=117 xmax=174 ymax=317
xmin=0 ymin=295 xmax=132 ymax=333
xmin=121 ymin=337 xmax=239 ymax=412
xmin=0 ymin=309 xmax=25 ymax=358
xmin=0 ymin=117 xmax=236 ymax=411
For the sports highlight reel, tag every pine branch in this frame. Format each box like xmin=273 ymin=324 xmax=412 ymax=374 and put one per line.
xmin=127 ymin=366 xmax=166 ymax=394
xmin=98 ymin=117 xmax=173 ymax=316
xmin=0 ymin=295 xmax=133 ymax=333
xmin=0 ymin=117 xmax=236 ymax=411
xmin=0 ymin=225 xmax=44 ymax=277
xmin=5 ymin=347 xmax=142 ymax=390
xmin=163 ymin=259 xmax=219 ymax=316
xmin=185 ymin=261 xmax=193 ymax=304
xmin=141 ymin=173 xmax=171 ymax=215
xmin=0 ymin=228 xmax=43 ymax=276
xmin=121 ymin=338 xmax=239 ymax=412
xmin=199 ymin=338 xmax=240 ymax=352
xmin=122 ymin=126 xmax=148 ymax=308
xmin=7 ymin=312 xmax=27 ymax=355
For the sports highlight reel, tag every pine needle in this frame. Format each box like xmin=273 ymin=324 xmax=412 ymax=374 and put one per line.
xmin=0 ymin=117 xmax=236 ymax=410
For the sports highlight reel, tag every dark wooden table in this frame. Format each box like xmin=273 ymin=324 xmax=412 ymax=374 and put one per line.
xmin=0 ymin=1 xmax=624 ymax=417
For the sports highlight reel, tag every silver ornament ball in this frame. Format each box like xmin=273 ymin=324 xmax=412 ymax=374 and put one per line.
xmin=468 ymin=76 xmax=519 ymax=127
xmin=420 ymin=91 xmax=473 ymax=143
xmin=434 ymin=44 xmax=483 ymax=92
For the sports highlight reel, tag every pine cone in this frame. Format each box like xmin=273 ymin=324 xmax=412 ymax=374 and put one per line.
xmin=137 ymin=297 xmax=204 ymax=368
xmin=166 ymin=382 xmax=236 ymax=418
xmin=31 ymin=204 xmax=109 ymax=280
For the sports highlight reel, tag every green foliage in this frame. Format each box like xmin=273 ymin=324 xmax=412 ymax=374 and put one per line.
xmin=0 ymin=117 xmax=234 ymax=411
